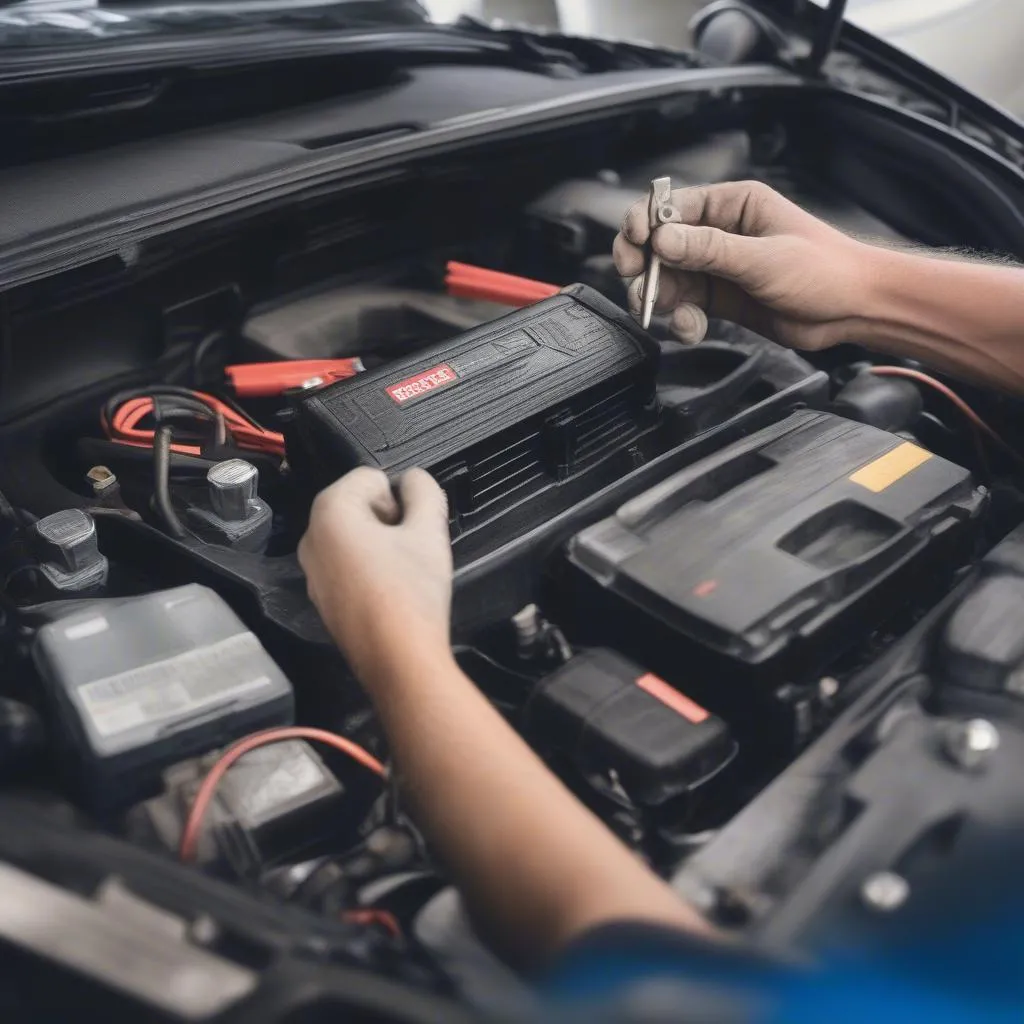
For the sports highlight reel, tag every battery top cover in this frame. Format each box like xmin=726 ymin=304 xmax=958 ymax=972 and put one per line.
xmin=569 ymin=410 xmax=983 ymax=670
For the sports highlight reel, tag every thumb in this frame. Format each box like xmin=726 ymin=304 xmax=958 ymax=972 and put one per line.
xmin=397 ymin=468 xmax=449 ymax=532
xmin=652 ymin=223 xmax=765 ymax=288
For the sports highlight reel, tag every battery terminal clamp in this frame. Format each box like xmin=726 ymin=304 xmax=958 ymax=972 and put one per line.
xmin=32 ymin=509 xmax=109 ymax=595
xmin=184 ymin=459 xmax=273 ymax=553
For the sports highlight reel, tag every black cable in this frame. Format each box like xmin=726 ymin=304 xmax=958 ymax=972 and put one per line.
xmin=153 ymin=425 xmax=187 ymax=540
xmin=0 ymin=488 xmax=25 ymax=539
xmin=191 ymin=330 xmax=225 ymax=388
xmin=209 ymin=389 xmax=271 ymax=432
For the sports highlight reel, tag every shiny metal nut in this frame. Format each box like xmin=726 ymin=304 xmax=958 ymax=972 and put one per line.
xmin=944 ymin=718 xmax=1000 ymax=771
xmin=207 ymin=459 xmax=259 ymax=522
xmin=860 ymin=871 xmax=909 ymax=912
xmin=33 ymin=509 xmax=100 ymax=572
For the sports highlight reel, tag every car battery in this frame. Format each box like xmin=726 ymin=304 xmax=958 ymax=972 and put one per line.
xmin=566 ymin=410 xmax=985 ymax=739
xmin=129 ymin=740 xmax=347 ymax=878
xmin=525 ymin=648 xmax=735 ymax=806
xmin=288 ymin=284 xmax=661 ymax=554
xmin=33 ymin=584 xmax=294 ymax=809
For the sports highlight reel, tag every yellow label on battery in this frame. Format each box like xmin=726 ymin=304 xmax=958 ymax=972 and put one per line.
xmin=849 ymin=442 xmax=933 ymax=493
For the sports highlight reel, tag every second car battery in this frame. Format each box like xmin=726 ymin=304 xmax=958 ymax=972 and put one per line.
xmin=565 ymin=410 xmax=985 ymax=743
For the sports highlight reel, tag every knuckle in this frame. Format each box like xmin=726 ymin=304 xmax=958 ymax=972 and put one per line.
xmin=656 ymin=225 xmax=723 ymax=272
xmin=309 ymin=489 xmax=330 ymax=520
xmin=348 ymin=466 xmax=385 ymax=488
xmin=654 ymin=223 xmax=688 ymax=262
xmin=672 ymin=185 xmax=709 ymax=225
xmin=741 ymin=180 xmax=774 ymax=215
xmin=690 ymin=227 xmax=721 ymax=269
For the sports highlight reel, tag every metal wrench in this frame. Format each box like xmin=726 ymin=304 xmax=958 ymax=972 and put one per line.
xmin=640 ymin=176 xmax=677 ymax=330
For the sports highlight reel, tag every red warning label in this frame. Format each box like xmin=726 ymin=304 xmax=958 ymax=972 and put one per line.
xmin=636 ymin=672 xmax=709 ymax=724
xmin=386 ymin=364 xmax=458 ymax=405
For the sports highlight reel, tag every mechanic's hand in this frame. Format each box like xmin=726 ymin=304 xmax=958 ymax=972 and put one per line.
xmin=298 ymin=467 xmax=453 ymax=690
xmin=613 ymin=180 xmax=875 ymax=348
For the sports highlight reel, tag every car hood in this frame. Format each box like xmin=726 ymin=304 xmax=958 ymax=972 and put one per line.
xmin=0 ymin=0 xmax=431 ymax=48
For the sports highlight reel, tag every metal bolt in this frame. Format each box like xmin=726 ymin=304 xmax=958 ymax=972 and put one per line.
xmin=189 ymin=915 xmax=219 ymax=945
xmin=33 ymin=509 xmax=101 ymax=573
xmin=512 ymin=604 xmax=542 ymax=658
xmin=861 ymin=871 xmax=909 ymax=912
xmin=944 ymin=718 xmax=1000 ymax=771
xmin=207 ymin=459 xmax=259 ymax=522
xmin=818 ymin=676 xmax=840 ymax=703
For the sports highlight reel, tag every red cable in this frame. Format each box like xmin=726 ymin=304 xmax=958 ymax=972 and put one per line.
xmin=868 ymin=366 xmax=1024 ymax=469
xmin=226 ymin=359 xmax=363 ymax=398
xmin=341 ymin=909 xmax=402 ymax=939
xmin=179 ymin=727 xmax=387 ymax=863
xmin=104 ymin=391 xmax=286 ymax=458
xmin=444 ymin=261 xmax=560 ymax=308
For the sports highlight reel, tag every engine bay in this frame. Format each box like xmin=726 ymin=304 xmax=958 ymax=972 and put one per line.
xmin=3 ymin=86 xmax=1024 ymax=1017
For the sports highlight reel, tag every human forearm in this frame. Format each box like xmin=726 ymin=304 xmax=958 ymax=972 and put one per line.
xmin=362 ymin=628 xmax=714 ymax=966
xmin=850 ymin=246 xmax=1024 ymax=392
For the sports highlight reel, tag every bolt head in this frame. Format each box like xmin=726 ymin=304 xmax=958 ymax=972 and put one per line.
xmin=33 ymin=509 xmax=100 ymax=572
xmin=944 ymin=719 xmax=999 ymax=771
xmin=861 ymin=871 xmax=909 ymax=912
xmin=189 ymin=915 xmax=219 ymax=945
xmin=819 ymin=676 xmax=840 ymax=701
xmin=207 ymin=459 xmax=259 ymax=522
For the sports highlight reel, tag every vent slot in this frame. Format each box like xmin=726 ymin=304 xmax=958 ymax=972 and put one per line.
xmin=432 ymin=371 xmax=656 ymax=530
xmin=468 ymin=430 xmax=546 ymax=511
xmin=571 ymin=385 xmax=640 ymax=464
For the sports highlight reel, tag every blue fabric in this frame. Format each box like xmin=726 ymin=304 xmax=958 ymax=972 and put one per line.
xmin=542 ymin=915 xmax=1024 ymax=1022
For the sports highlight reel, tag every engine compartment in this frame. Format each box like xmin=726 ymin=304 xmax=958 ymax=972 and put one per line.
xmin=3 ymin=78 xmax=1024 ymax=1017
